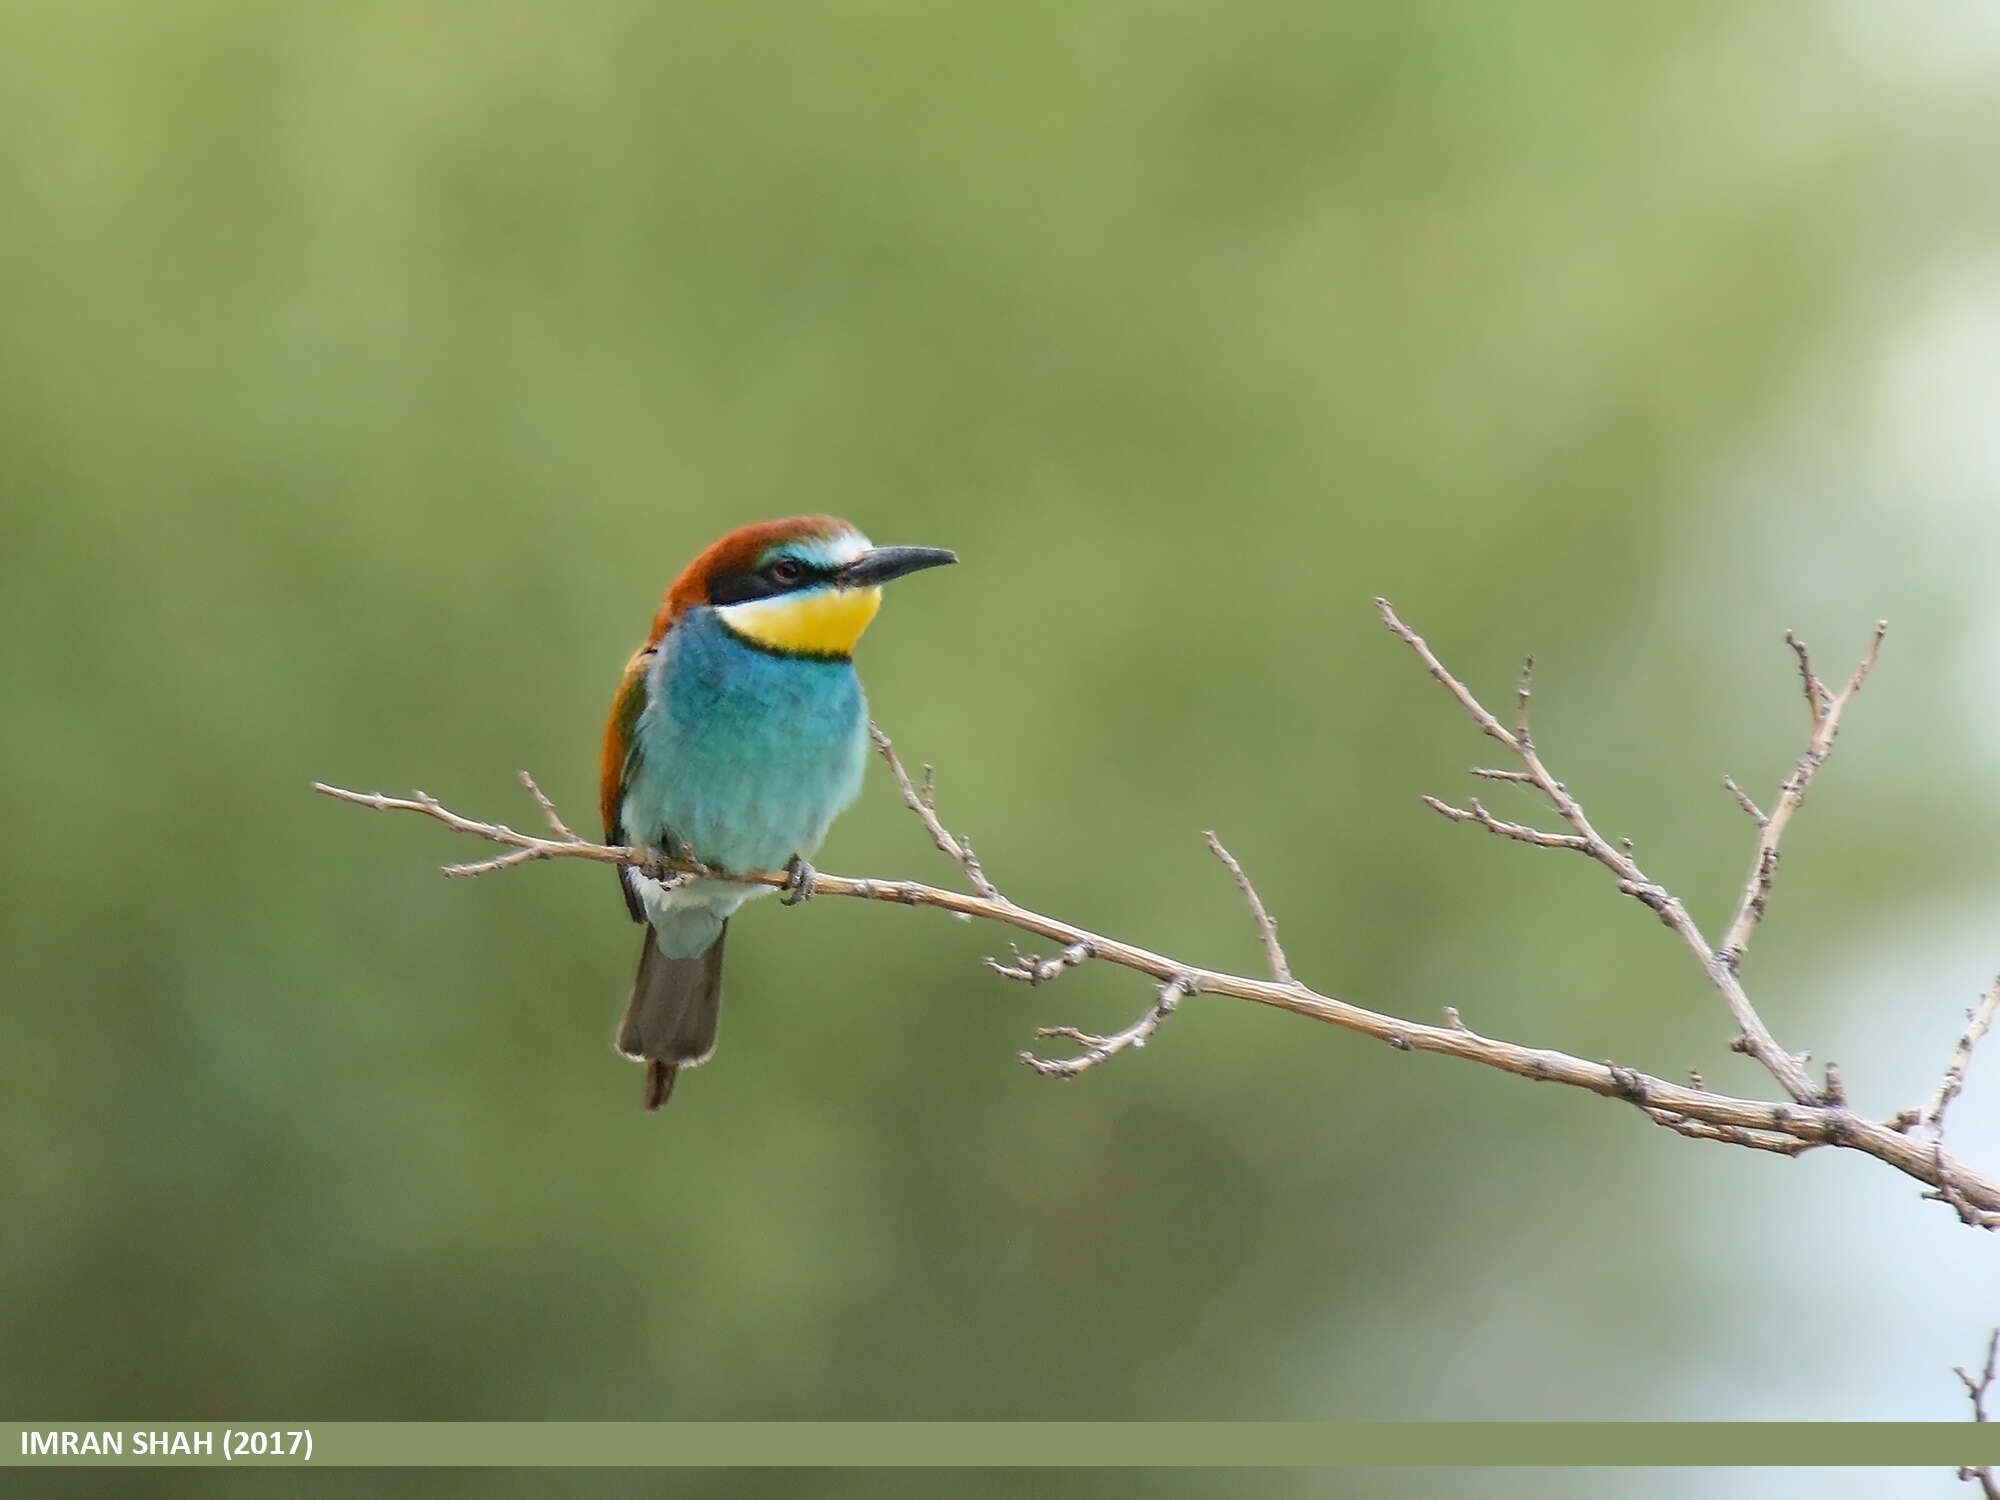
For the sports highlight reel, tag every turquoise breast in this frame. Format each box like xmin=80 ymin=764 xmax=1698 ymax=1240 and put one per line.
xmin=624 ymin=606 xmax=870 ymax=877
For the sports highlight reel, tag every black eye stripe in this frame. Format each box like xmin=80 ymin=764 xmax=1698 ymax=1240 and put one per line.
xmin=706 ymin=557 xmax=834 ymax=607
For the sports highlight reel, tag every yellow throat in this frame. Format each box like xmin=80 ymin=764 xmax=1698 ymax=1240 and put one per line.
xmin=716 ymin=586 xmax=884 ymax=658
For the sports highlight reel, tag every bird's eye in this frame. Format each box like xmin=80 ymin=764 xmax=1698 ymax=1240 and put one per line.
xmin=768 ymin=559 xmax=805 ymax=585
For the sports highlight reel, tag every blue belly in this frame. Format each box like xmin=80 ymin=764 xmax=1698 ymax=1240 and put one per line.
xmin=622 ymin=606 xmax=869 ymax=881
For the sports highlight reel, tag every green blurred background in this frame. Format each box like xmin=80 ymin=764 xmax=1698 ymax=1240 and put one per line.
xmin=5 ymin=2 xmax=2000 ymax=1496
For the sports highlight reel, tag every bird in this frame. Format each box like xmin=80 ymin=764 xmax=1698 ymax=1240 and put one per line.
xmin=600 ymin=516 xmax=956 ymax=1110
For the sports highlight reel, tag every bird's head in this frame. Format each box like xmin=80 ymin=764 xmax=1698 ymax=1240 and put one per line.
xmin=655 ymin=516 xmax=956 ymax=659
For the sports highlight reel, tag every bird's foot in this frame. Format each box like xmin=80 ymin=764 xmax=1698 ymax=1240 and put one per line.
xmin=780 ymin=855 xmax=818 ymax=906
xmin=641 ymin=845 xmax=708 ymax=888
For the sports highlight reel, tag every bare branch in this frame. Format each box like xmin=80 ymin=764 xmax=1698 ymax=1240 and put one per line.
xmin=984 ymin=940 xmax=1093 ymax=985
xmin=1373 ymin=600 xmax=1522 ymax=754
xmin=315 ymin=785 xmax=639 ymax=869
xmin=1717 ymin=623 xmax=1888 ymax=972
xmin=1021 ymin=973 xmax=1197 ymax=1078
xmin=1470 ymin=767 xmax=1538 ymax=785
xmin=1204 ymin=832 xmax=1294 ymax=984
xmin=1852 ymin=620 xmax=1888 ymax=693
xmin=1422 ymin=795 xmax=1592 ymax=852
xmin=868 ymin=722 xmax=1004 ymax=902
xmin=435 ymin=773 xmax=586 ymax=875
xmin=1722 ymin=776 xmax=1767 ymax=827
xmin=1514 ymin=655 xmax=1536 ymax=748
xmin=1639 ymin=1106 xmax=1813 ymax=1156
xmin=318 ymin=762 xmax=2000 ymax=1225
xmin=1785 ymin=629 xmax=1829 ymax=726
xmin=314 ymin=782 xmax=707 ymax=887
xmin=1959 ymin=1329 xmax=2000 ymax=1418
xmin=442 ymin=847 xmax=553 ymax=878
xmin=1931 ymin=1157 xmax=2000 ymax=1231
xmin=1922 ymin=976 xmax=2000 ymax=1143
xmin=1377 ymin=599 xmax=1820 ymax=1107
xmin=1957 ymin=1329 xmax=2000 ymax=1497
xmin=520 ymin=770 xmax=579 ymax=842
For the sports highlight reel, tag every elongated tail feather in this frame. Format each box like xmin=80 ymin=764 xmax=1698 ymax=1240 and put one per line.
xmin=617 ymin=922 xmax=727 ymax=1111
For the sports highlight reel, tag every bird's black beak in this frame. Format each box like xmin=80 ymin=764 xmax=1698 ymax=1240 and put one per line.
xmin=836 ymin=546 xmax=958 ymax=588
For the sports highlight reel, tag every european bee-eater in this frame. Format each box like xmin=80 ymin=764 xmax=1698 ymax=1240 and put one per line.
xmin=601 ymin=516 xmax=956 ymax=1110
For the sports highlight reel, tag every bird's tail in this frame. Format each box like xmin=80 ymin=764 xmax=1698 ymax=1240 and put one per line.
xmin=617 ymin=922 xmax=727 ymax=1110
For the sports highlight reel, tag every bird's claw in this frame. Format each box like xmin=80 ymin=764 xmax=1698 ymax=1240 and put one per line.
xmin=642 ymin=844 xmax=709 ymax=888
xmin=780 ymin=855 xmax=817 ymax=906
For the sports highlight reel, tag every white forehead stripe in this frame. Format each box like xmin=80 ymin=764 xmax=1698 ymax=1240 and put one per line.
xmin=817 ymin=530 xmax=871 ymax=567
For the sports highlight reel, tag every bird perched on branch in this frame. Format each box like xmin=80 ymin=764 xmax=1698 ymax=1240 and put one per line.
xmin=600 ymin=516 xmax=956 ymax=1109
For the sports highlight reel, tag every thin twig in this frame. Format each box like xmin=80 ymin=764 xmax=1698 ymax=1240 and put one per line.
xmin=316 ymin=785 xmax=651 ymax=872
xmin=984 ymin=940 xmax=1093 ymax=985
xmin=1931 ymin=1163 xmax=2000 ymax=1230
xmin=1923 ymin=976 xmax=2000 ymax=1143
xmin=1957 ymin=1329 xmax=2000 ymax=1497
xmin=1021 ymin=973 xmax=1197 ymax=1078
xmin=1786 ymin=630 xmax=1828 ymax=725
xmin=1639 ymin=1107 xmax=1813 ymax=1156
xmin=1717 ymin=623 xmax=1887 ymax=972
xmin=867 ymin=722 xmax=1004 ymax=902
xmin=1376 ymin=599 xmax=1821 ymax=1107
xmin=1422 ymin=796 xmax=1592 ymax=852
xmin=1514 ymin=655 xmax=1536 ymax=748
xmin=1204 ymin=832 xmax=1294 ymax=984
xmin=520 ymin=770 xmax=579 ymax=842
xmin=1958 ymin=1328 xmax=2000 ymax=1418
xmin=442 ymin=846 xmax=553 ymax=878
xmin=1722 ymin=776 xmax=1767 ymax=827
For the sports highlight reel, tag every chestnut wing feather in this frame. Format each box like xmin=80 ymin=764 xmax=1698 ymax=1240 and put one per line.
xmin=600 ymin=645 xmax=655 ymax=924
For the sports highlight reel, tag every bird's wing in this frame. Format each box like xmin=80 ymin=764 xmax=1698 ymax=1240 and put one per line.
xmin=601 ymin=643 xmax=655 ymax=924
